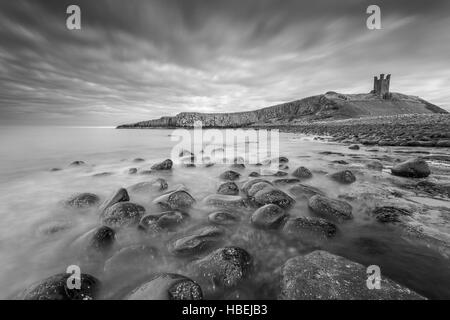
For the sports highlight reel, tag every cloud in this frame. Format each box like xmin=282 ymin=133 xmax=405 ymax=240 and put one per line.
xmin=0 ymin=0 xmax=449 ymax=126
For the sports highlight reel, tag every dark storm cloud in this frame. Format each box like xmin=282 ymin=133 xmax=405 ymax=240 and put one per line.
xmin=0 ymin=0 xmax=449 ymax=125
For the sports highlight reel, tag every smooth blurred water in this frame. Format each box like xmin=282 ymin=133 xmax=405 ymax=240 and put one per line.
xmin=0 ymin=126 xmax=449 ymax=299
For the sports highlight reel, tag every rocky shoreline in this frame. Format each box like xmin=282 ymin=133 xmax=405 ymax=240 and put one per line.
xmin=264 ymin=114 xmax=450 ymax=147
xmin=15 ymin=145 xmax=450 ymax=299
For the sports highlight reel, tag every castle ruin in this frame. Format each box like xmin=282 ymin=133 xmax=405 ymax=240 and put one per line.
xmin=372 ymin=74 xmax=391 ymax=99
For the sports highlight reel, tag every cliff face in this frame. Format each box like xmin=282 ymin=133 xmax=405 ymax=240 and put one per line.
xmin=117 ymin=92 xmax=447 ymax=129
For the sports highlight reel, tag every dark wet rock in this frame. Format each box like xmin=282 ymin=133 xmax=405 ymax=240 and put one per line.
xmin=128 ymin=168 xmax=138 ymax=174
xmin=104 ymin=245 xmax=158 ymax=278
xmin=331 ymin=160 xmax=349 ymax=165
xmin=412 ymin=181 xmax=450 ymax=198
xmin=308 ymin=195 xmax=353 ymax=222
xmin=50 ymin=168 xmax=62 ymax=172
xmin=279 ymin=163 xmax=289 ymax=170
xmin=64 ymin=193 xmax=100 ymax=209
xmin=204 ymin=194 xmax=247 ymax=209
xmin=282 ymin=217 xmax=337 ymax=243
xmin=69 ymin=160 xmax=86 ymax=167
xmin=88 ymin=226 xmax=115 ymax=251
xmin=348 ymin=144 xmax=360 ymax=150
xmin=92 ymin=172 xmax=113 ymax=177
xmin=367 ymin=160 xmax=384 ymax=171
xmin=253 ymin=187 xmax=295 ymax=209
xmin=289 ymin=184 xmax=325 ymax=199
xmin=247 ymin=181 xmax=273 ymax=197
xmin=127 ymin=273 xmax=202 ymax=300
xmin=249 ymin=171 xmax=260 ymax=177
xmin=208 ymin=211 xmax=239 ymax=225
xmin=192 ymin=247 xmax=252 ymax=288
xmin=139 ymin=170 xmax=153 ymax=175
xmin=391 ymin=158 xmax=431 ymax=178
xmin=139 ymin=211 xmax=188 ymax=232
xmin=241 ymin=179 xmax=272 ymax=195
xmin=319 ymin=151 xmax=345 ymax=156
xmin=436 ymin=139 xmax=450 ymax=147
xmin=151 ymin=159 xmax=173 ymax=170
xmin=329 ymin=170 xmax=356 ymax=184
xmin=133 ymin=158 xmax=145 ymax=163
xmin=273 ymin=178 xmax=301 ymax=185
xmin=279 ymin=250 xmax=424 ymax=300
xmin=168 ymin=226 xmax=224 ymax=257
xmin=129 ymin=178 xmax=168 ymax=193
xmin=153 ymin=189 xmax=195 ymax=210
xmin=278 ymin=156 xmax=289 ymax=163
xmin=250 ymin=204 xmax=287 ymax=229
xmin=100 ymin=202 xmax=145 ymax=228
xmin=372 ymin=206 xmax=412 ymax=223
xmin=99 ymin=188 xmax=129 ymax=212
xmin=292 ymin=166 xmax=313 ymax=179
xmin=217 ymin=182 xmax=239 ymax=195
xmin=18 ymin=273 xmax=100 ymax=300
xmin=219 ymin=170 xmax=241 ymax=181
xmin=273 ymin=171 xmax=288 ymax=177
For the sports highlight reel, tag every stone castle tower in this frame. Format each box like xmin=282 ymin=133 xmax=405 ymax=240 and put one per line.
xmin=372 ymin=74 xmax=391 ymax=99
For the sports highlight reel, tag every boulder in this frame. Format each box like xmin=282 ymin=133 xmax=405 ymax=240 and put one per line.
xmin=367 ymin=160 xmax=384 ymax=171
xmin=69 ymin=160 xmax=86 ymax=167
xmin=153 ymin=189 xmax=195 ymax=210
xmin=282 ymin=217 xmax=337 ymax=243
xmin=391 ymin=158 xmax=431 ymax=178
xmin=348 ymin=144 xmax=360 ymax=150
xmin=329 ymin=170 xmax=356 ymax=184
xmin=273 ymin=178 xmax=301 ymax=186
xmin=217 ymin=182 xmax=239 ymax=195
xmin=18 ymin=273 xmax=100 ymax=300
xmin=247 ymin=181 xmax=273 ymax=197
xmin=92 ymin=172 xmax=113 ymax=177
xmin=151 ymin=159 xmax=173 ymax=170
xmin=250 ymin=204 xmax=287 ymax=229
xmin=192 ymin=247 xmax=252 ymax=288
xmin=88 ymin=226 xmax=115 ymax=251
xmin=289 ymin=184 xmax=325 ymax=200
xmin=128 ymin=168 xmax=138 ymax=174
xmin=203 ymin=194 xmax=247 ymax=209
xmin=139 ymin=211 xmax=188 ymax=232
xmin=241 ymin=179 xmax=272 ymax=195
xmin=436 ymin=140 xmax=450 ymax=147
xmin=249 ymin=171 xmax=260 ymax=177
xmin=308 ymin=195 xmax=353 ymax=222
xmin=219 ymin=170 xmax=241 ymax=181
xmin=100 ymin=202 xmax=145 ymax=228
xmin=127 ymin=273 xmax=202 ymax=300
xmin=129 ymin=178 xmax=168 ymax=193
xmin=133 ymin=158 xmax=145 ymax=163
xmin=168 ymin=226 xmax=224 ymax=257
xmin=208 ymin=211 xmax=239 ymax=225
xmin=279 ymin=250 xmax=424 ymax=300
xmin=371 ymin=206 xmax=411 ymax=223
xmin=99 ymin=188 xmax=129 ymax=212
xmin=292 ymin=166 xmax=313 ymax=179
xmin=253 ymin=187 xmax=295 ymax=209
xmin=64 ymin=193 xmax=100 ymax=209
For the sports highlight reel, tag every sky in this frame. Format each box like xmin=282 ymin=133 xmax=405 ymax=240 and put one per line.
xmin=0 ymin=0 xmax=449 ymax=126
